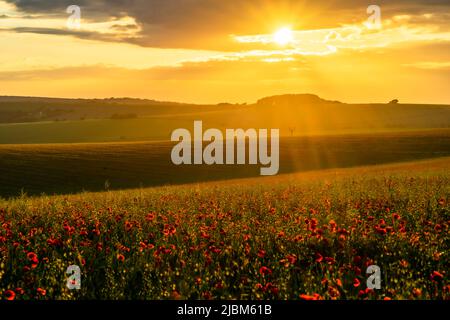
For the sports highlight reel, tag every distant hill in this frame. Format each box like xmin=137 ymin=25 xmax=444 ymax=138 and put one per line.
xmin=0 ymin=93 xmax=449 ymax=144
xmin=257 ymin=94 xmax=342 ymax=106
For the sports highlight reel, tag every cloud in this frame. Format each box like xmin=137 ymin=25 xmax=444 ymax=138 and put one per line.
xmin=2 ymin=26 xmax=138 ymax=43
xmin=2 ymin=0 xmax=450 ymax=50
xmin=403 ymin=61 xmax=450 ymax=70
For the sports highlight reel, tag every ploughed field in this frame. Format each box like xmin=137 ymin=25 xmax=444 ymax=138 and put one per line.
xmin=0 ymin=129 xmax=449 ymax=197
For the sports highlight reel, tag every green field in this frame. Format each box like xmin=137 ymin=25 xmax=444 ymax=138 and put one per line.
xmin=0 ymin=95 xmax=449 ymax=144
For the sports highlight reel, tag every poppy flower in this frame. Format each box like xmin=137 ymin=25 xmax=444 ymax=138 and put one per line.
xmin=412 ymin=288 xmax=422 ymax=297
xmin=259 ymin=266 xmax=272 ymax=276
xmin=257 ymin=249 xmax=266 ymax=258
xmin=27 ymin=252 xmax=39 ymax=268
xmin=431 ymin=271 xmax=444 ymax=281
xmin=315 ymin=253 xmax=323 ymax=263
xmin=329 ymin=220 xmax=337 ymax=229
xmin=37 ymin=288 xmax=46 ymax=296
xmin=353 ymin=278 xmax=361 ymax=287
xmin=27 ymin=252 xmax=38 ymax=261
xmin=15 ymin=288 xmax=24 ymax=295
xmin=4 ymin=290 xmax=15 ymax=301
xmin=299 ymin=293 xmax=321 ymax=300
xmin=117 ymin=254 xmax=125 ymax=262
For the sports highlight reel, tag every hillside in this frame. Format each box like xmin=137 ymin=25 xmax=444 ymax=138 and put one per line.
xmin=0 ymin=130 xmax=449 ymax=197
xmin=0 ymin=158 xmax=448 ymax=299
xmin=0 ymin=94 xmax=449 ymax=144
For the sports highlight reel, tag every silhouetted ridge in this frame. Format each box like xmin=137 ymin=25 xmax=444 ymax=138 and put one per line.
xmin=257 ymin=94 xmax=342 ymax=106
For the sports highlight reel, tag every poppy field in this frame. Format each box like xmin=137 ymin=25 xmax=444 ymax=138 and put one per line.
xmin=0 ymin=158 xmax=448 ymax=300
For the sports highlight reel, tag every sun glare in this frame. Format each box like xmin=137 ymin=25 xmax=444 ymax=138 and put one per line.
xmin=273 ymin=27 xmax=293 ymax=45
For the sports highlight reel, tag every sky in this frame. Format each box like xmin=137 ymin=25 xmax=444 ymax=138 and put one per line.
xmin=0 ymin=0 xmax=449 ymax=104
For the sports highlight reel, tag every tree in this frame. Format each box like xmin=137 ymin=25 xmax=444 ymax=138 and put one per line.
xmin=389 ymin=99 xmax=399 ymax=104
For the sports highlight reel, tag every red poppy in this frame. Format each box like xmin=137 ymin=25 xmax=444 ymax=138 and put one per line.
xmin=431 ymin=271 xmax=444 ymax=281
xmin=412 ymin=288 xmax=422 ymax=297
xmin=27 ymin=252 xmax=39 ymax=268
xmin=299 ymin=293 xmax=321 ymax=300
xmin=117 ymin=254 xmax=125 ymax=262
xmin=257 ymin=249 xmax=266 ymax=258
xmin=27 ymin=252 xmax=38 ymax=261
xmin=4 ymin=290 xmax=15 ymax=301
xmin=329 ymin=220 xmax=337 ymax=229
xmin=15 ymin=288 xmax=24 ymax=295
xmin=146 ymin=213 xmax=156 ymax=221
xmin=259 ymin=266 xmax=272 ymax=276
xmin=37 ymin=288 xmax=46 ymax=296
xmin=353 ymin=278 xmax=361 ymax=287
xmin=315 ymin=253 xmax=323 ymax=263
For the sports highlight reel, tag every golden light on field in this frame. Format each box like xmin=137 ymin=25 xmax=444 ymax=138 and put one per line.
xmin=273 ymin=27 xmax=293 ymax=46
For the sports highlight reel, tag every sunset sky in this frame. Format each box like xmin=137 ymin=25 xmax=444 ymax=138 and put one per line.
xmin=0 ymin=0 xmax=449 ymax=104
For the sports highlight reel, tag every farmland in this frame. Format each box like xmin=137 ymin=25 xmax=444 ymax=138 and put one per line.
xmin=0 ymin=95 xmax=449 ymax=144
xmin=0 ymin=95 xmax=449 ymax=301
xmin=0 ymin=158 xmax=448 ymax=300
xmin=0 ymin=129 xmax=449 ymax=197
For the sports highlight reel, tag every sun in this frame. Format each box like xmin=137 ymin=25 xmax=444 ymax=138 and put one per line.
xmin=273 ymin=27 xmax=293 ymax=46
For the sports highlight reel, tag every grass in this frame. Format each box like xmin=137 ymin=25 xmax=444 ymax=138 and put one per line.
xmin=0 ymin=158 xmax=448 ymax=300
xmin=0 ymin=129 xmax=449 ymax=197
xmin=0 ymin=101 xmax=449 ymax=144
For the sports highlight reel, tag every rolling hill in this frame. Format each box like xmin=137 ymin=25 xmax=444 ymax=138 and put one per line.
xmin=0 ymin=94 xmax=449 ymax=144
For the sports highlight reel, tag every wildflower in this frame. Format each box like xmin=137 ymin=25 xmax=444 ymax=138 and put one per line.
xmin=431 ymin=271 xmax=444 ymax=281
xmin=37 ymin=288 xmax=46 ymax=296
xmin=400 ymin=260 xmax=408 ymax=268
xmin=27 ymin=252 xmax=39 ymax=268
xmin=329 ymin=219 xmax=337 ymax=230
xmin=412 ymin=288 xmax=422 ymax=298
xmin=315 ymin=253 xmax=323 ymax=263
xmin=117 ymin=254 xmax=125 ymax=262
xmin=300 ymin=293 xmax=321 ymax=300
xmin=353 ymin=278 xmax=361 ymax=287
xmin=259 ymin=266 xmax=272 ymax=276
xmin=257 ymin=249 xmax=266 ymax=258
xmin=4 ymin=290 xmax=15 ymax=301
xmin=15 ymin=288 xmax=24 ymax=295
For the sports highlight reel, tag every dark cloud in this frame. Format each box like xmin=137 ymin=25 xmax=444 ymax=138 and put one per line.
xmin=4 ymin=0 xmax=450 ymax=50
xmin=0 ymin=26 xmax=135 ymax=43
